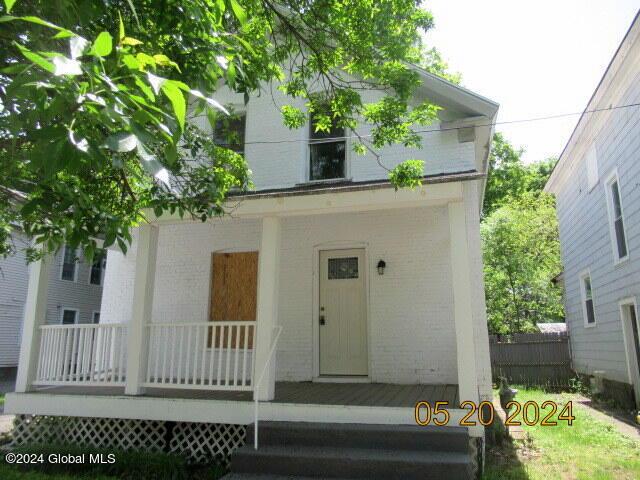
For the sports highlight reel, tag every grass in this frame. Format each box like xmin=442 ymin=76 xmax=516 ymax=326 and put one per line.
xmin=483 ymin=387 xmax=640 ymax=480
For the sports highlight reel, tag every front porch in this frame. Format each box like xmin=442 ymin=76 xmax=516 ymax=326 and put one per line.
xmin=11 ymin=179 xmax=488 ymax=439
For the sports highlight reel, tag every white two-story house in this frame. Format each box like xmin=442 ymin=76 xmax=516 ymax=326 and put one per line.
xmin=7 ymin=67 xmax=498 ymax=479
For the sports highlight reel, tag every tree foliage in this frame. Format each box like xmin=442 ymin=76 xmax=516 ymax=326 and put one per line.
xmin=0 ymin=0 xmax=443 ymax=261
xmin=483 ymin=132 xmax=557 ymax=217
xmin=481 ymin=134 xmax=562 ymax=334
xmin=482 ymin=193 xmax=564 ymax=334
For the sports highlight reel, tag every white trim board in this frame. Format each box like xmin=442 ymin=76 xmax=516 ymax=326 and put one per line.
xmin=5 ymin=392 xmax=480 ymax=436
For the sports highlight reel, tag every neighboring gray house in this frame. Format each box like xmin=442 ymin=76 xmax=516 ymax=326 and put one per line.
xmin=545 ymin=11 xmax=640 ymax=409
xmin=0 ymin=231 xmax=106 ymax=370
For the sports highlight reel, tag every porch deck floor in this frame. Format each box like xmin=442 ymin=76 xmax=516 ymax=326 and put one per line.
xmin=33 ymin=382 xmax=459 ymax=408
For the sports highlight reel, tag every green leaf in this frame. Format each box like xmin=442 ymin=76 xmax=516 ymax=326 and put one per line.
xmin=122 ymin=37 xmax=143 ymax=46
xmin=92 ymin=31 xmax=113 ymax=57
xmin=105 ymin=132 xmax=138 ymax=152
xmin=153 ymin=54 xmax=179 ymax=71
xmin=13 ymin=42 xmax=54 ymax=73
xmin=229 ymin=0 xmax=246 ymax=25
xmin=118 ymin=11 xmax=125 ymax=41
xmin=4 ymin=0 xmax=17 ymax=13
xmin=161 ymin=81 xmax=186 ymax=130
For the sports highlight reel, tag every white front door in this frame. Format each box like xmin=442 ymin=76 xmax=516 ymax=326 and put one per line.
xmin=319 ymin=249 xmax=368 ymax=376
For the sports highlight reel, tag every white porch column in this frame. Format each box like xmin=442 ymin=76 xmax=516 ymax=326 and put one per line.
xmin=15 ymin=251 xmax=52 ymax=393
xmin=448 ymin=200 xmax=482 ymax=436
xmin=253 ymin=216 xmax=281 ymax=401
xmin=125 ymin=224 xmax=159 ymax=395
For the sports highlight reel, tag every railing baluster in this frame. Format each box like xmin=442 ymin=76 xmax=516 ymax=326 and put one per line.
xmin=242 ymin=325 xmax=249 ymax=387
xmin=169 ymin=326 xmax=176 ymax=384
xmin=118 ymin=326 xmax=126 ymax=382
xmin=225 ymin=325 xmax=232 ymax=387
xmin=178 ymin=326 xmax=185 ymax=384
xmin=152 ymin=325 xmax=160 ymax=383
xmin=200 ymin=325 xmax=207 ymax=386
xmin=233 ymin=325 xmax=240 ymax=387
xmin=216 ymin=325 xmax=224 ymax=386
xmin=192 ymin=325 xmax=200 ymax=385
xmin=208 ymin=324 xmax=215 ymax=386
xmin=185 ymin=326 xmax=192 ymax=384
xmin=70 ymin=327 xmax=78 ymax=381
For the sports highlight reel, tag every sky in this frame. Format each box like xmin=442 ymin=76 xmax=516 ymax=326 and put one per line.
xmin=423 ymin=0 xmax=640 ymax=163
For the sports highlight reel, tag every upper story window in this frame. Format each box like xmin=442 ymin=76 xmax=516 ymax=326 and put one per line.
xmin=61 ymin=245 xmax=77 ymax=282
xmin=585 ymin=143 xmax=598 ymax=191
xmin=309 ymin=115 xmax=346 ymax=181
xmin=92 ymin=311 xmax=101 ymax=324
xmin=61 ymin=308 xmax=78 ymax=325
xmin=90 ymin=254 xmax=107 ymax=286
xmin=214 ymin=113 xmax=246 ymax=155
xmin=580 ymin=272 xmax=596 ymax=327
xmin=605 ymin=171 xmax=628 ymax=262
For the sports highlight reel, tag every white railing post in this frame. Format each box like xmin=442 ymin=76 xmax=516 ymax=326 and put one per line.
xmin=448 ymin=198 xmax=481 ymax=437
xmin=253 ymin=216 xmax=281 ymax=401
xmin=125 ymin=224 xmax=159 ymax=395
xmin=16 ymin=250 xmax=52 ymax=393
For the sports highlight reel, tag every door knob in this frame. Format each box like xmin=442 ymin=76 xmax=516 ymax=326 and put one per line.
xmin=319 ymin=315 xmax=325 ymax=325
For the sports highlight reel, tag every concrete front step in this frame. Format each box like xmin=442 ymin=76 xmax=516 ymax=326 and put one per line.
xmin=231 ymin=444 xmax=473 ymax=479
xmin=248 ymin=421 xmax=470 ymax=453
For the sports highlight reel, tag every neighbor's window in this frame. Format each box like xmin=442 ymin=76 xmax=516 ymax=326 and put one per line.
xmin=214 ymin=113 xmax=246 ymax=155
xmin=61 ymin=309 xmax=78 ymax=325
xmin=309 ymin=115 xmax=346 ymax=181
xmin=61 ymin=245 xmax=77 ymax=281
xmin=92 ymin=311 xmax=100 ymax=324
xmin=90 ymin=254 xmax=106 ymax=285
xmin=581 ymin=273 xmax=596 ymax=326
xmin=607 ymin=175 xmax=628 ymax=261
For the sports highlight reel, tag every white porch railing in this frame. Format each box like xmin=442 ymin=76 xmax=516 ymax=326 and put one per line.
xmin=144 ymin=321 xmax=257 ymax=391
xmin=34 ymin=324 xmax=127 ymax=386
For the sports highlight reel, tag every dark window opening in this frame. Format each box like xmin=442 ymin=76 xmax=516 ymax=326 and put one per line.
xmin=610 ymin=181 xmax=627 ymax=259
xmin=90 ymin=254 xmax=106 ymax=285
xmin=61 ymin=246 xmax=76 ymax=281
xmin=214 ymin=113 xmax=246 ymax=155
xmin=309 ymin=116 xmax=345 ymax=181
xmin=62 ymin=309 xmax=77 ymax=325
xmin=583 ymin=276 xmax=595 ymax=324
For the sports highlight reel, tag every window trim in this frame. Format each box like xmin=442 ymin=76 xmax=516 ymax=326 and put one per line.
xmin=60 ymin=308 xmax=79 ymax=325
xmin=92 ymin=310 xmax=101 ymax=324
xmin=60 ymin=245 xmax=79 ymax=282
xmin=88 ymin=254 xmax=106 ymax=286
xmin=306 ymin=117 xmax=350 ymax=183
xmin=604 ymin=169 xmax=629 ymax=265
xmin=579 ymin=270 xmax=597 ymax=328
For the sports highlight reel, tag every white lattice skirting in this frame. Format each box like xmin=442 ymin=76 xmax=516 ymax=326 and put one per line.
xmin=10 ymin=415 xmax=247 ymax=464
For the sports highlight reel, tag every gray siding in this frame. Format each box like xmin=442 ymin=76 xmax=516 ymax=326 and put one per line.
xmin=554 ymin=68 xmax=640 ymax=383
xmin=0 ymin=234 xmax=104 ymax=366
xmin=45 ymin=246 xmax=105 ymax=326
xmin=0 ymin=232 xmax=30 ymax=367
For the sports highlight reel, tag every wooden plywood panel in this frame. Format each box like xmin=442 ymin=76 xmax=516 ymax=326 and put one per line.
xmin=209 ymin=252 xmax=258 ymax=348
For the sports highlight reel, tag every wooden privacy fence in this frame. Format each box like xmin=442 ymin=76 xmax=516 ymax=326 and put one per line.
xmin=489 ymin=332 xmax=574 ymax=387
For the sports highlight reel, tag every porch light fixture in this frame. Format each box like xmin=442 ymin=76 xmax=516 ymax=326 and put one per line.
xmin=377 ymin=260 xmax=386 ymax=275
